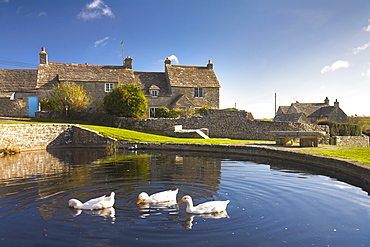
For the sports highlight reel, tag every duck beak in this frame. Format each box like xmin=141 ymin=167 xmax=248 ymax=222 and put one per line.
xmin=177 ymin=200 xmax=184 ymax=205
xmin=136 ymin=199 xmax=143 ymax=204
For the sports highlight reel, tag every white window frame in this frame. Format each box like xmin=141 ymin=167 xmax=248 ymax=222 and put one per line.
xmin=149 ymin=107 xmax=157 ymax=117
xmin=105 ymin=83 xmax=114 ymax=92
xmin=151 ymin=90 xmax=159 ymax=97
xmin=194 ymin=88 xmax=204 ymax=98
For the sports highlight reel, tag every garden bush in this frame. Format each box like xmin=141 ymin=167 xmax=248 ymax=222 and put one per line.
xmin=318 ymin=120 xmax=362 ymax=136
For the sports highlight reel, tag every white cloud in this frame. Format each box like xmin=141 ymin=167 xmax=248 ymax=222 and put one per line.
xmin=320 ymin=60 xmax=349 ymax=74
xmin=353 ymin=42 xmax=370 ymax=54
xmin=77 ymin=0 xmax=114 ymax=21
xmin=362 ymin=64 xmax=370 ymax=77
xmin=94 ymin=36 xmax=110 ymax=48
xmin=1 ymin=0 xmax=9 ymax=3
xmin=167 ymin=55 xmax=179 ymax=64
xmin=38 ymin=12 xmax=46 ymax=17
xmin=363 ymin=19 xmax=370 ymax=32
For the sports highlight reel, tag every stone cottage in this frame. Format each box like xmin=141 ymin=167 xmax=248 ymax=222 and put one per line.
xmin=0 ymin=47 xmax=220 ymax=117
xmin=274 ymin=97 xmax=348 ymax=123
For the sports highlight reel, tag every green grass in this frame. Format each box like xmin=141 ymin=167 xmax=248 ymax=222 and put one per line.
xmin=80 ymin=124 xmax=262 ymax=144
xmin=303 ymin=148 xmax=370 ymax=164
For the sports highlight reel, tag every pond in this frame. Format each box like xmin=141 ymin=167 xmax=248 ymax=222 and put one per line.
xmin=0 ymin=148 xmax=369 ymax=246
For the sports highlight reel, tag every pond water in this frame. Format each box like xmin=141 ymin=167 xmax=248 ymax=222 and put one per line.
xmin=0 ymin=148 xmax=369 ymax=247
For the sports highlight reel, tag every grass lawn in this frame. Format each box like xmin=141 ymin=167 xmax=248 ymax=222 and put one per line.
xmin=80 ymin=124 xmax=261 ymax=145
xmin=303 ymin=147 xmax=370 ymax=164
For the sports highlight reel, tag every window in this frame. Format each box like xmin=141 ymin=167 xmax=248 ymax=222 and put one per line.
xmin=105 ymin=83 xmax=114 ymax=92
xmin=194 ymin=88 xmax=204 ymax=98
xmin=149 ymin=107 xmax=157 ymax=117
xmin=151 ymin=90 xmax=158 ymax=97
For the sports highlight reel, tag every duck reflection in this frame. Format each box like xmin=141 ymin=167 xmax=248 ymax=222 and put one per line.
xmin=182 ymin=211 xmax=230 ymax=229
xmin=68 ymin=207 xmax=116 ymax=222
xmin=138 ymin=201 xmax=179 ymax=218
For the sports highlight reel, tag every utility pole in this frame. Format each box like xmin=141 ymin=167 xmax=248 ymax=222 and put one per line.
xmin=274 ymin=93 xmax=277 ymax=116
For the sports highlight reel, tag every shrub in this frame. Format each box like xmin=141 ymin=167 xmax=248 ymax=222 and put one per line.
xmin=194 ymin=105 xmax=214 ymax=116
xmin=42 ymin=82 xmax=92 ymax=112
xmin=154 ymin=107 xmax=185 ymax=118
xmin=155 ymin=107 xmax=170 ymax=118
xmin=103 ymin=84 xmax=148 ymax=118
xmin=318 ymin=120 xmax=362 ymax=136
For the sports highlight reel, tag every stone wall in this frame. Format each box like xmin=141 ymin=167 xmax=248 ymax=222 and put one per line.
xmin=331 ymin=135 xmax=370 ymax=147
xmin=0 ymin=98 xmax=28 ymax=117
xmin=0 ymin=124 xmax=115 ymax=151
xmin=116 ymin=109 xmax=330 ymax=142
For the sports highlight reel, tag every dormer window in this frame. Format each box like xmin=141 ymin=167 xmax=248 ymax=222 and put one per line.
xmin=194 ymin=88 xmax=204 ymax=98
xmin=151 ymin=90 xmax=159 ymax=97
xmin=105 ymin=83 xmax=114 ymax=92
xmin=149 ymin=84 xmax=160 ymax=98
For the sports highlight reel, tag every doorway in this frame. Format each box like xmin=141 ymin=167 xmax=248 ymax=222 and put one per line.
xmin=28 ymin=96 xmax=38 ymax=117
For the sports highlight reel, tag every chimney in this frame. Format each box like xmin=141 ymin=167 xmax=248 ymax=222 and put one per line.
xmin=324 ymin=97 xmax=329 ymax=105
xmin=164 ymin=57 xmax=171 ymax=65
xmin=334 ymin=99 xmax=339 ymax=108
xmin=124 ymin=56 xmax=132 ymax=69
xmin=39 ymin=47 xmax=48 ymax=65
xmin=207 ymin=60 xmax=213 ymax=70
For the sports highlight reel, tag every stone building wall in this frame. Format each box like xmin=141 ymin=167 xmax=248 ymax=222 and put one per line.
xmin=171 ymin=87 xmax=220 ymax=108
xmin=0 ymin=98 xmax=28 ymax=117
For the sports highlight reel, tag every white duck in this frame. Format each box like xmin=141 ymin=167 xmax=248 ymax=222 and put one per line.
xmin=68 ymin=192 xmax=115 ymax=210
xmin=178 ymin=195 xmax=230 ymax=214
xmin=136 ymin=188 xmax=178 ymax=204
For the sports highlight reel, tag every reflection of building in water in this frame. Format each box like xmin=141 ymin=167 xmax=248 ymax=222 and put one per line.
xmin=147 ymin=153 xmax=222 ymax=188
xmin=0 ymin=149 xmax=112 ymax=220
xmin=0 ymin=151 xmax=68 ymax=180
xmin=0 ymin=149 xmax=107 ymax=180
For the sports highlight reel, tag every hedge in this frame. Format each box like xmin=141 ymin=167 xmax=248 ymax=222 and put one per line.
xmin=318 ymin=120 xmax=362 ymax=136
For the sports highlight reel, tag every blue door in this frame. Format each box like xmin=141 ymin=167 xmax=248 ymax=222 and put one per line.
xmin=28 ymin=96 xmax=38 ymax=117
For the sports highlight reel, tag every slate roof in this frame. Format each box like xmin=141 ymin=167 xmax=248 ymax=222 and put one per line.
xmin=309 ymin=106 xmax=337 ymax=118
xmin=36 ymin=62 xmax=135 ymax=89
xmin=288 ymin=103 xmax=328 ymax=116
xmin=276 ymin=106 xmax=289 ymax=114
xmin=0 ymin=69 xmax=38 ymax=97
xmin=166 ymin=65 xmax=220 ymax=88
xmin=273 ymin=113 xmax=310 ymax=124
xmin=134 ymin=72 xmax=170 ymax=96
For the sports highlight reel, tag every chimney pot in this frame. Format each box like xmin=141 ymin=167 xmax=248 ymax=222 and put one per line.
xmin=334 ymin=99 xmax=339 ymax=108
xmin=165 ymin=57 xmax=171 ymax=65
xmin=124 ymin=56 xmax=132 ymax=69
xmin=39 ymin=47 xmax=48 ymax=64
xmin=207 ymin=60 xmax=213 ymax=70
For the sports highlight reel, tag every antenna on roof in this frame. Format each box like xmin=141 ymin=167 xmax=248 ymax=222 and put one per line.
xmin=121 ymin=40 xmax=124 ymax=65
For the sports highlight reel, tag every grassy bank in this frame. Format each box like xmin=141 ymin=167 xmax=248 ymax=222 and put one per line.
xmin=80 ymin=124 xmax=262 ymax=144
xmin=303 ymin=148 xmax=370 ymax=164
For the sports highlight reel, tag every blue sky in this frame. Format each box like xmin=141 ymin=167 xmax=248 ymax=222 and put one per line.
xmin=1 ymin=0 xmax=370 ymax=119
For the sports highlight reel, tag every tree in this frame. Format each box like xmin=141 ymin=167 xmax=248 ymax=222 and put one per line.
xmin=103 ymin=84 xmax=148 ymax=118
xmin=41 ymin=82 xmax=92 ymax=112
